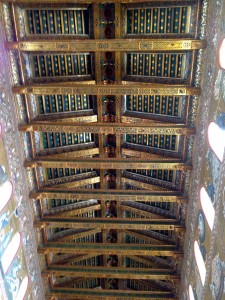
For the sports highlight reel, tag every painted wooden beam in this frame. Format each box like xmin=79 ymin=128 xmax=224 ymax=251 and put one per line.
xmin=42 ymin=265 xmax=180 ymax=280
xmin=13 ymin=83 xmax=201 ymax=96
xmin=19 ymin=122 xmax=196 ymax=135
xmin=24 ymin=158 xmax=192 ymax=170
xmin=38 ymin=242 xmax=182 ymax=256
xmin=46 ymin=288 xmax=178 ymax=299
xmin=7 ymin=39 xmax=205 ymax=52
xmin=37 ymin=148 xmax=99 ymax=159
xmin=30 ymin=189 xmax=188 ymax=203
xmin=34 ymin=217 xmax=185 ymax=230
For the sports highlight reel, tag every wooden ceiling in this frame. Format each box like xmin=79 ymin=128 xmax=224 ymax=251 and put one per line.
xmin=3 ymin=0 xmax=205 ymax=299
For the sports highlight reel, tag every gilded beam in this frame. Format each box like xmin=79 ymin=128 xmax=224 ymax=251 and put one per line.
xmin=38 ymin=148 xmax=99 ymax=159
xmin=120 ymin=205 xmax=168 ymax=219
xmin=56 ymin=229 xmax=101 ymax=242
xmin=30 ymin=189 xmax=188 ymax=202
xmin=34 ymin=114 xmax=97 ymax=124
xmin=124 ymin=230 xmax=165 ymax=245
xmin=13 ymin=83 xmax=201 ymax=96
xmin=38 ymin=242 xmax=182 ymax=256
xmin=52 ymin=254 xmax=97 ymax=265
xmin=121 ymin=115 xmax=181 ymax=124
xmin=121 ymin=177 xmax=173 ymax=191
xmin=34 ymin=217 xmax=185 ymax=230
xmin=43 ymin=176 xmax=100 ymax=189
xmin=24 ymin=158 xmax=192 ymax=170
xmin=20 ymin=123 xmax=196 ymax=135
xmin=43 ymin=265 xmax=180 ymax=280
xmin=126 ymin=255 xmax=165 ymax=268
xmin=7 ymin=39 xmax=205 ymax=52
xmin=121 ymin=148 xmax=179 ymax=160
xmin=48 ymin=204 xmax=101 ymax=217
xmin=46 ymin=289 xmax=177 ymax=300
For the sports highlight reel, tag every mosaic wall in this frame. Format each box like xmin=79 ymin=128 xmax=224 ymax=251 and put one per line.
xmin=181 ymin=0 xmax=225 ymax=299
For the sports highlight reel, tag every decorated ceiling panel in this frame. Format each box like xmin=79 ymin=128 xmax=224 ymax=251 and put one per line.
xmin=31 ymin=53 xmax=92 ymax=78
xmin=26 ymin=8 xmax=90 ymax=36
xmin=1 ymin=0 xmax=206 ymax=299
xmin=126 ymin=6 xmax=190 ymax=35
xmin=126 ymin=52 xmax=186 ymax=79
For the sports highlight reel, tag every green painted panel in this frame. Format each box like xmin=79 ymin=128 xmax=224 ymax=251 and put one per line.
xmin=127 ymin=53 xmax=185 ymax=78
xmin=126 ymin=95 xmax=181 ymax=117
xmin=126 ymin=134 xmax=177 ymax=151
xmin=27 ymin=8 xmax=89 ymax=35
xmin=127 ymin=6 xmax=189 ymax=35
xmin=32 ymin=53 xmax=91 ymax=78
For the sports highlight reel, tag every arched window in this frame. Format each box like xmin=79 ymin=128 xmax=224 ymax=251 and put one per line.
xmin=200 ymin=187 xmax=215 ymax=230
xmin=1 ymin=232 xmax=21 ymax=273
xmin=16 ymin=276 xmax=29 ymax=300
xmin=208 ymin=122 xmax=225 ymax=162
xmin=219 ymin=38 xmax=225 ymax=70
xmin=194 ymin=241 xmax=206 ymax=285
xmin=0 ymin=181 xmax=13 ymax=212
xmin=188 ymin=285 xmax=195 ymax=300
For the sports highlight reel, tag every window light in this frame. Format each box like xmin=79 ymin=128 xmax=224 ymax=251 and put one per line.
xmin=200 ymin=187 xmax=215 ymax=230
xmin=219 ymin=38 xmax=225 ymax=70
xmin=1 ymin=232 xmax=21 ymax=273
xmin=194 ymin=241 xmax=206 ymax=285
xmin=0 ymin=181 xmax=13 ymax=212
xmin=16 ymin=276 xmax=29 ymax=300
xmin=208 ymin=122 xmax=225 ymax=162
xmin=188 ymin=285 xmax=195 ymax=300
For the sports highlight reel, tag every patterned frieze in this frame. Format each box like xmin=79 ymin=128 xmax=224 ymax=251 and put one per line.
xmin=7 ymin=39 xmax=206 ymax=52
xmin=34 ymin=217 xmax=185 ymax=230
xmin=43 ymin=265 xmax=180 ymax=280
xmin=30 ymin=189 xmax=188 ymax=203
xmin=19 ymin=123 xmax=196 ymax=135
xmin=24 ymin=158 xmax=192 ymax=170
xmin=13 ymin=83 xmax=201 ymax=96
